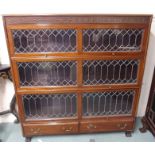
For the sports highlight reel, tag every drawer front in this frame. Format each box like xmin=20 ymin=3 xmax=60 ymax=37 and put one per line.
xmin=22 ymin=93 xmax=77 ymax=120
xmin=23 ymin=122 xmax=78 ymax=136
xmin=82 ymin=90 xmax=135 ymax=117
xmin=80 ymin=119 xmax=134 ymax=133
xmin=83 ymin=59 xmax=140 ymax=85
xmin=12 ymin=29 xmax=77 ymax=53
xmin=17 ymin=61 xmax=77 ymax=86
xmin=83 ymin=28 xmax=144 ymax=52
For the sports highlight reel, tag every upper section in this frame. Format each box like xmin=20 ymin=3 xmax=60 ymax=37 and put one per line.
xmin=3 ymin=15 xmax=152 ymax=89
xmin=3 ymin=14 xmax=152 ymax=25
xmin=11 ymin=28 xmax=144 ymax=53
xmin=3 ymin=14 xmax=152 ymax=56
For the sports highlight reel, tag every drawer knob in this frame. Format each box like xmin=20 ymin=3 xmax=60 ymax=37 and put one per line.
xmin=117 ymin=123 xmax=127 ymax=129
xmin=87 ymin=123 xmax=97 ymax=129
xmin=62 ymin=126 xmax=73 ymax=132
xmin=30 ymin=128 xmax=41 ymax=134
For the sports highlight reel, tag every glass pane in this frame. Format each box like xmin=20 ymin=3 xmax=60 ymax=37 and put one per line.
xmin=22 ymin=93 xmax=77 ymax=119
xmin=18 ymin=61 xmax=77 ymax=86
xmin=83 ymin=60 xmax=139 ymax=85
xmin=12 ymin=29 xmax=76 ymax=53
xmin=83 ymin=29 xmax=143 ymax=52
xmin=83 ymin=91 xmax=135 ymax=117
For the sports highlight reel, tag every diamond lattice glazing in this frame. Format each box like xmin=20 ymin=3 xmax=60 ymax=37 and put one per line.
xmin=22 ymin=94 xmax=77 ymax=119
xmin=83 ymin=29 xmax=143 ymax=52
xmin=18 ymin=61 xmax=77 ymax=86
xmin=83 ymin=91 xmax=135 ymax=116
xmin=83 ymin=59 xmax=139 ymax=85
xmin=12 ymin=29 xmax=76 ymax=53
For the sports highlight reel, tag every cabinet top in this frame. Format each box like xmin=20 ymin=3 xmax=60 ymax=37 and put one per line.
xmin=3 ymin=14 xmax=153 ymax=25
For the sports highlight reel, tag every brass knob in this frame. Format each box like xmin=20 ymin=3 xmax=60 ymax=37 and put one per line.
xmin=62 ymin=126 xmax=73 ymax=132
xmin=30 ymin=128 xmax=41 ymax=134
xmin=87 ymin=124 xmax=97 ymax=129
xmin=117 ymin=123 xmax=127 ymax=129
xmin=45 ymin=54 xmax=48 ymax=58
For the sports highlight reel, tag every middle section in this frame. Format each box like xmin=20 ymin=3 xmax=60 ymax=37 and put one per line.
xmin=13 ymin=58 xmax=140 ymax=88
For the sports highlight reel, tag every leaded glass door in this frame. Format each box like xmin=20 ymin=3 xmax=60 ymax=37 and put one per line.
xmin=12 ymin=29 xmax=77 ymax=53
xmin=83 ymin=28 xmax=144 ymax=52
xmin=83 ymin=59 xmax=139 ymax=85
xmin=82 ymin=90 xmax=135 ymax=117
xmin=17 ymin=61 xmax=77 ymax=86
xmin=22 ymin=93 xmax=77 ymax=120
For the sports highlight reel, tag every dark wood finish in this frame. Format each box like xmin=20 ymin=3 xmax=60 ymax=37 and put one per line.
xmin=139 ymin=68 xmax=155 ymax=136
xmin=3 ymin=15 xmax=152 ymax=141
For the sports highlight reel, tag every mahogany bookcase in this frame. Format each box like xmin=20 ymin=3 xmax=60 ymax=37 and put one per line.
xmin=3 ymin=14 xmax=152 ymax=141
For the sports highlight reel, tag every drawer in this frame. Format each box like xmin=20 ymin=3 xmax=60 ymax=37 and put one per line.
xmin=23 ymin=122 xmax=78 ymax=136
xmin=80 ymin=119 xmax=134 ymax=133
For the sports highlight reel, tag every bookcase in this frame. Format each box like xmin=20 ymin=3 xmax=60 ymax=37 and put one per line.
xmin=3 ymin=14 xmax=152 ymax=141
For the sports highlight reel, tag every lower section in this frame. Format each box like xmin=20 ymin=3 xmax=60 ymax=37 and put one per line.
xmin=22 ymin=117 xmax=135 ymax=137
